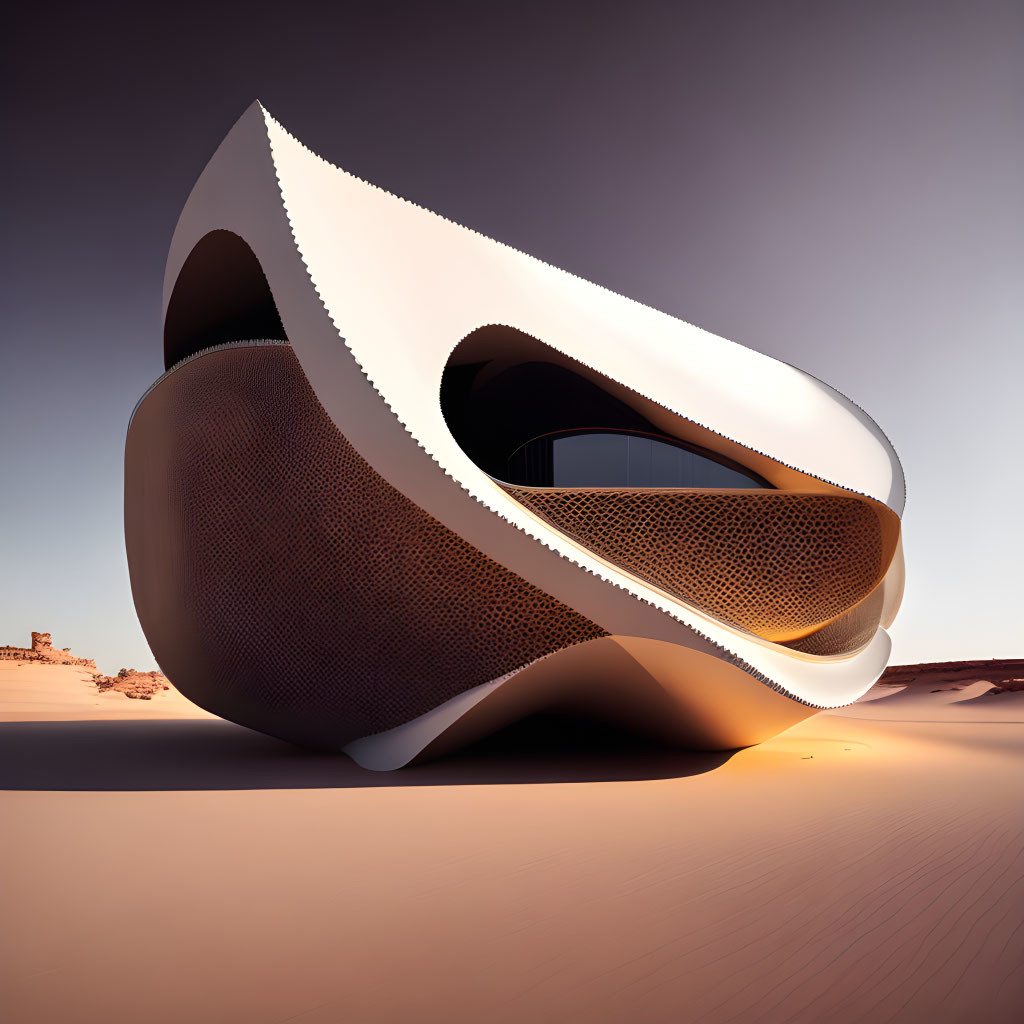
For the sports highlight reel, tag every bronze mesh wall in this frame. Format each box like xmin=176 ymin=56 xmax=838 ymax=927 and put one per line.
xmin=783 ymin=587 xmax=885 ymax=656
xmin=504 ymin=486 xmax=894 ymax=645
xmin=125 ymin=345 xmax=606 ymax=748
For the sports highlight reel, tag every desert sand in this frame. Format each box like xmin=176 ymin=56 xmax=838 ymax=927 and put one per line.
xmin=1 ymin=659 xmax=1021 ymax=1024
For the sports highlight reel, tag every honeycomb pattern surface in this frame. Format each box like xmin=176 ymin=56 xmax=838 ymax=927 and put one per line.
xmin=125 ymin=345 xmax=606 ymax=748
xmin=783 ymin=587 xmax=885 ymax=656
xmin=504 ymin=486 xmax=892 ymax=643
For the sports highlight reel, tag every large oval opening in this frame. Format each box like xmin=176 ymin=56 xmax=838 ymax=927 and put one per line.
xmin=440 ymin=325 xmax=770 ymax=489
xmin=163 ymin=230 xmax=287 ymax=370
xmin=440 ymin=326 xmax=898 ymax=651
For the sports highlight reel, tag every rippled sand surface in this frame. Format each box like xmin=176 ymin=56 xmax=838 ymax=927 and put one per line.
xmin=2 ymin=663 xmax=1021 ymax=1023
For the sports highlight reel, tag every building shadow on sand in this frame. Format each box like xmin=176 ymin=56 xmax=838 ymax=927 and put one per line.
xmin=0 ymin=714 xmax=735 ymax=791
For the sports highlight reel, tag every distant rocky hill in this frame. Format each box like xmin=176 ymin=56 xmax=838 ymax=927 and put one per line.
xmin=0 ymin=631 xmax=96 ymax=669
xmin=881 ymin=658 xmax=1024 ymax=693
xmin=1 ymin=631 xmax=170 ymax=699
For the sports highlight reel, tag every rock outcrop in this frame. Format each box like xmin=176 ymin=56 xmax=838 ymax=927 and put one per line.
xmin=91 ymin=668 xmax=170 ymax=700
xmin=0 ymin=631 xmax=97 ymax=670
xmin=1 ymin=632 xmax=171 ymax=699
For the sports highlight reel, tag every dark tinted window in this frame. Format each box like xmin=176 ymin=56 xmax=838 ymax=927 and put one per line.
xmin=511 ymin=432 xmax=768 ymax=488
xmin=441 ymin=326 xmax=772 ymax=490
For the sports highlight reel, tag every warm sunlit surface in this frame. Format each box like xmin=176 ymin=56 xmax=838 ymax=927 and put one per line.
xmin=2 ymin=662 xmax=1021 ymax=1023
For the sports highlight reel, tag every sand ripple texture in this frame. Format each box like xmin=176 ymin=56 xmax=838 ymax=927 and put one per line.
xmin=1 ymin=662 xmax=1021 ymax=1024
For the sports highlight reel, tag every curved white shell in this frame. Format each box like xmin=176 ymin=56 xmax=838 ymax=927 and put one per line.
xmin=161 ymin=103 xmax=903 ymax=759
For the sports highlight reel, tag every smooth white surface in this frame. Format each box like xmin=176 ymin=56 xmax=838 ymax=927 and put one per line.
xmin=343 ymin=673 xmax=515 ymax=770
xmin=264 ymin=112 xmax=904 ymax=515
xmin=343 ymin=629 xmax=890 ymax=770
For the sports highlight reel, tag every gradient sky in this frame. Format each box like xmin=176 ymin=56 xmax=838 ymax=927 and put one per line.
xmin=2 ymin=1 xmax=1021 ymax=673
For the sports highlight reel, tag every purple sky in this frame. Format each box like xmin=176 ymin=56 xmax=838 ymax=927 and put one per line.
xmin=2 ymin=1 xmax=1021 ymax=672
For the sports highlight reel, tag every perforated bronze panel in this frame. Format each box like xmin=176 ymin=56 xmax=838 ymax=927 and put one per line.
xmin=125 ymin=345 xmax=606 ymax=749
xmin=504 ymin=486 xmax=896 ymax=644
xmin=783 ymin=587 xmax=885 ymax=656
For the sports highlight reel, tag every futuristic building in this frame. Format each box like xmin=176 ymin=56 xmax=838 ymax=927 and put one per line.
xmin=125 ymin=104 xmax=905 ymax=769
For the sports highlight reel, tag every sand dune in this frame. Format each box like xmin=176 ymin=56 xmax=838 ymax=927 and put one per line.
xmin=835 ymin=679 xmax=1024 ymax=722
xmin=1 ymin=661 xmax=1021 ymax=1023
xmin=0 ymin=662 xmax=211 ymax=721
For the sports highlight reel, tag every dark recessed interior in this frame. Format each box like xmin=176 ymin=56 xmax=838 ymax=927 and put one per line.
xmin=441 ymin=326 xmax=769 ymax=488
xmin=163 ymin=230 xmax=286 ymax=370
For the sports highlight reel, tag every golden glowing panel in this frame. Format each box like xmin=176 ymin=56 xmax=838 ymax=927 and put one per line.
xmin=504 ymin=485 xmax=895 ymax=644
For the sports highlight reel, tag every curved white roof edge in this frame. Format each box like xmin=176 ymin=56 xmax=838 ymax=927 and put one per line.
xmin=264 ymin=107 xmax=903 ymax=513
xmin=163 ymin=102 xmax=900 ymax=710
